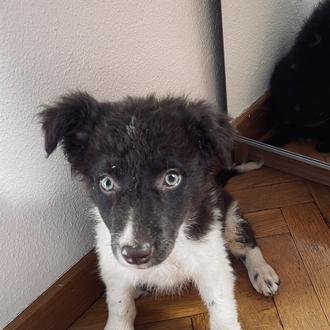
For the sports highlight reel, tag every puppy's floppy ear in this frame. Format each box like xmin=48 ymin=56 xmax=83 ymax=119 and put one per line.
xmin=187 ymin=101 xmax=235 ymax=168
xmin=38 ymin=91 xmax=100 ymax=162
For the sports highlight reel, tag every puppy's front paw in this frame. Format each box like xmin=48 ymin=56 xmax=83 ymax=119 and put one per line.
xmin=248 ymin=263 xmax=280 ymax=296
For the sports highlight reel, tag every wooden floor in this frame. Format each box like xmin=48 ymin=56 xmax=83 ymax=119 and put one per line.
xmin=70 ymin=167 xmax=330 ymax=330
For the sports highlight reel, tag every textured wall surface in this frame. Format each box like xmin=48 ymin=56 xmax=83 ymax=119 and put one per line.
xmin=222 ymin=0 xmax=305 ymax=117
xmin=301 ymin=0 xmax=322 ymax=18
xmin=0 ymin=1 xmax=223 ymax=327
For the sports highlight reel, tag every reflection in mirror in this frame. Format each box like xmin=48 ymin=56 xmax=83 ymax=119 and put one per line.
xmin=222 ymin=0 xmax=330 ymax=165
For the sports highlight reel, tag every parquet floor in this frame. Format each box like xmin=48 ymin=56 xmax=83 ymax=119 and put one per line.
xmin=70 ymin=167 xmax=330 ymax=330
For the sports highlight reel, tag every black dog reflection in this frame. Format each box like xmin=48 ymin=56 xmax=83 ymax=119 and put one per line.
xmin=266 ymin=0 xmax=330 ymax=153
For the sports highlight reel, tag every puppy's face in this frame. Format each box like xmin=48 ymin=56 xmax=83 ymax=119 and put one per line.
xmin=90 ymin=146 xmax=204 ymax=268
xmin=39 ymin=93 xmax=233 ymax=269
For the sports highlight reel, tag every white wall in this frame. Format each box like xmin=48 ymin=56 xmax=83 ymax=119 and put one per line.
xmin=301 ymin=0 xmax=322 ymax=18
xmin=0 ymin=1 xmax=223 ymax=327
xmin=222 ymin=0 xmax=313 ymax=118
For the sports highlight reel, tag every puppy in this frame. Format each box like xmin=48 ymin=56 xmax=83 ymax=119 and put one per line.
xmin=266 ymin=0 xmax=330 ymax=152
xmin=39 ymin=92 xmax=279 ymax=330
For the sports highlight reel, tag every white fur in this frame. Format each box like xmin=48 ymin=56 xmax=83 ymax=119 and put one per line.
xmin=234 ymin=160 xmax=263 ymax=173
xmin=245 ymin=247 xmax=280 ymax=296
xmin=119 ymin=210 xmax=134 ymax=247
xmin=93 ymin=207 xmax=241 ymax=330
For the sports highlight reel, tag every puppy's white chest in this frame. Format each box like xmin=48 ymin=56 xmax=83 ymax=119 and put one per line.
xmin=95 ymin=215 xmax=223 ymax=291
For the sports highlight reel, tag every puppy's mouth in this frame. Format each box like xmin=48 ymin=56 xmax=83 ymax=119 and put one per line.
xmin=120 ymin=259 xmax=154 ymax=269
xmin=116 ymin=253 xmax=156 ymax=269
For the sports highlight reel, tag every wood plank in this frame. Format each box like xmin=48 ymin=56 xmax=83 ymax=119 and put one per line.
xmin=231 ymin=181 xmax=312 ymax=213
xmin=191 ymin=313 xmax=209 ymax=330
xmin=227 ymin=167 xmax=298 ymax=192
xmin=69 ymin=297 xmax=107 ymax=329
xmin=244 ymin=209 xmax=289 ymax=238
xmin=135 ymin=289 xmax=206 ymax=325
xmin=5 ymin=250 xmax=104 ymax=330
xmin=282 ymin=203 xmax=330 ymax=324
xmin=258 ymin=234 xmax=329 ymax=329
xmin=307 ymin=181 xmax=330 ymax=227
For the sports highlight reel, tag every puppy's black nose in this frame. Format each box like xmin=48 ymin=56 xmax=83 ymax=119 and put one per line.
xmin=121 ymin=243 xmax=152 ymax=265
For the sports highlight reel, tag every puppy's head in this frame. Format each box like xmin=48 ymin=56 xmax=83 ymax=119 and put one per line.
xmin=39 ymin=92 xmax=234 ymax=269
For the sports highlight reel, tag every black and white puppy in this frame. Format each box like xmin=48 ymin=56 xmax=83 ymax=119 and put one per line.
xmin=266 ymin=0 xmax=330 ymax=152
xmin=39 ymin=92 xmax=279 ymax=330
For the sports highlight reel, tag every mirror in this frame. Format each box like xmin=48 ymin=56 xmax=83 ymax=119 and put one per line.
xmin=221 ymin=0 xmax=330 ymax=168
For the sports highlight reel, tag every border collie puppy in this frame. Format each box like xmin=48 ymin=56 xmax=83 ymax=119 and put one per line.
xmin=39 ymin=92 xmax=279 ymax=330
xmin=266 ymin=0 xmax=330 ymax=152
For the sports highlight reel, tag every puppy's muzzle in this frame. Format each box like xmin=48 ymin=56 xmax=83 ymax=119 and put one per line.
xmin=121 ymin=243 xmax=152 ymax=265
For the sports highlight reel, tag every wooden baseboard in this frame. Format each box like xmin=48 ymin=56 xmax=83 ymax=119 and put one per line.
xmin=233 ymin=92 xmax=271 ymax=141
xmin=5 ymin=250 xmax=104 ymax=330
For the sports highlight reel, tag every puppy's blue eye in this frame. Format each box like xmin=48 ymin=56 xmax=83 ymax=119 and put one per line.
xmin=99 ymin=176 xmax=114 ymax=192
xmin=164 ymin=170 xmax=181 ymax=188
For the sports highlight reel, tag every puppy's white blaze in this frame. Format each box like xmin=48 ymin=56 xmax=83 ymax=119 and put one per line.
xmin=234 ymin=160 xmax=263 ymax=173
xmin=119 ymin=209 xmax=135 ymax=247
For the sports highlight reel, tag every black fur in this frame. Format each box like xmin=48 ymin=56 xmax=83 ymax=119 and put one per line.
xmin=39 ymin=92 xmax=235 ymax=266
xmin=216 ymin=168 xmax=242 ymax=186
xmin=266 ymin=0 xmax=330 ymax=152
